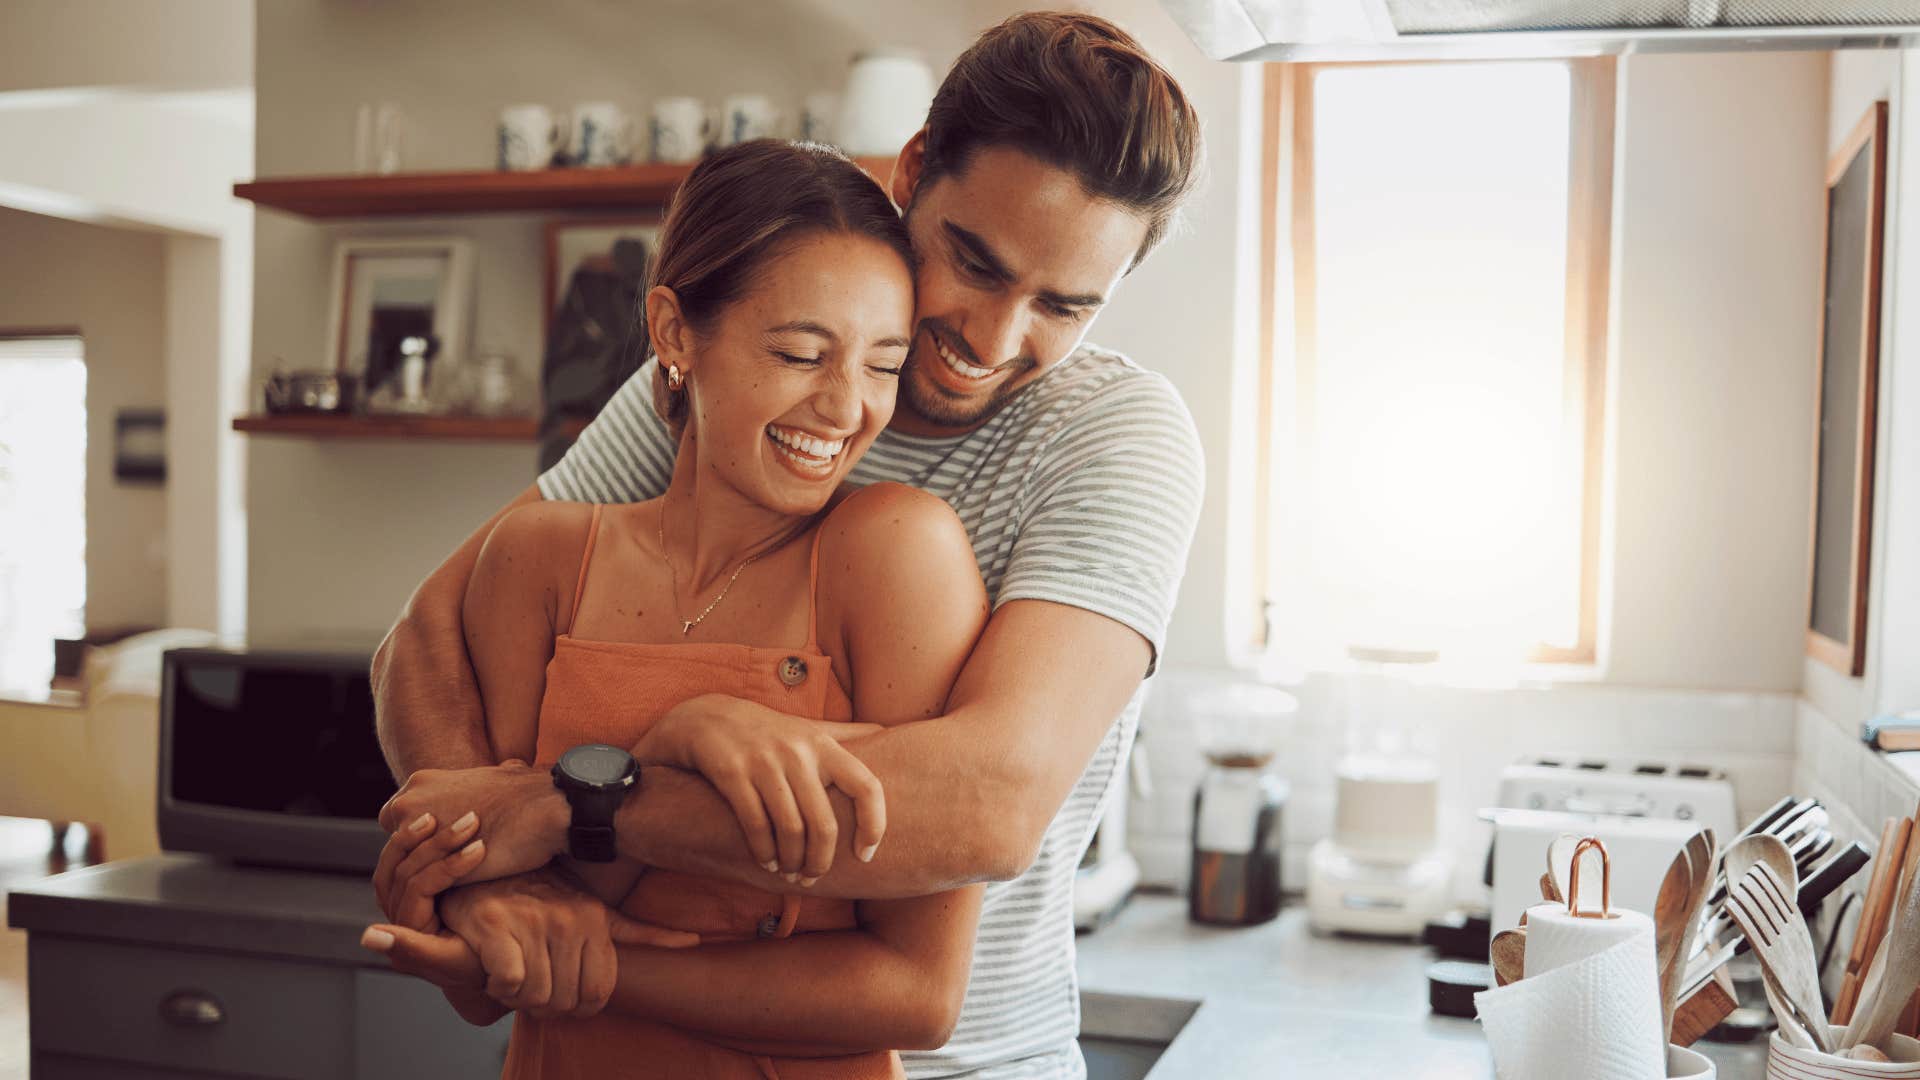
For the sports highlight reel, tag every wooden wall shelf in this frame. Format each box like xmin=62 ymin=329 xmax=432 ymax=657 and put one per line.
xmin=234 ymin=158 xmax=896 ymax=219
xmin=233 ymin=414 xmax=578 ymax=441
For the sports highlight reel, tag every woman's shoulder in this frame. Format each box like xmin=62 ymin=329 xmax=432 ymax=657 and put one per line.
xmin=818 ymin=482 xmax=969 ymax=566
xmin=476 ymin=501 xmax=605 ymax=594
xmin=491 ymin=499 xmax=601 ymax=554
xmin=815 ymin=483 xmax=982 ymax=620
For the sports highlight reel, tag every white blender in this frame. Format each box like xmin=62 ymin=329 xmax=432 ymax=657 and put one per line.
xmin=1306 ymin=647 xmax=1452 ymax=937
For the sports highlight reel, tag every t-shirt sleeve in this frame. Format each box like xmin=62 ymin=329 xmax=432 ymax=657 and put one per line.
xmin=996 ymin=372 xmax=1204 ymax=676
xmin=537 ymin=358 xmax=678 ymax=503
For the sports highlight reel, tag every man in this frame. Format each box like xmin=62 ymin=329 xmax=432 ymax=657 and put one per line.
xmin=367 ymin=11 xmax=1205 ymax=1077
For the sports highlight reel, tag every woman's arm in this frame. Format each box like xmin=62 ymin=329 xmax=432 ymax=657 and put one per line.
xmin=605 ymin=483 xmax=990 ymax=1048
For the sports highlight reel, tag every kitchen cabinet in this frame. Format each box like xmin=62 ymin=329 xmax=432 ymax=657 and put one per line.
xmin=7 ymin=854 xmax=509 ymax=1078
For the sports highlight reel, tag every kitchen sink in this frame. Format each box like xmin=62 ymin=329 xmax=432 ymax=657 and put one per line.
xmin=1078 ymin=990 xmax=1202 ymax=1080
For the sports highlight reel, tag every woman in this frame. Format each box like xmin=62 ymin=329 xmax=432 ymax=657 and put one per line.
xmin=419 ymin=141 xmax=988 ymax=1078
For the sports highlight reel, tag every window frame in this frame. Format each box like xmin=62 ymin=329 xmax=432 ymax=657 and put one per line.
xmin=1251 ymin=58 xmax=1616 ymax=666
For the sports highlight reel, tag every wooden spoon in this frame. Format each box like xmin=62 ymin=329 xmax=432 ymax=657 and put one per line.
xmin=1491 ymin=928 xmax=1526 ymax=987
xmin=1654 ymin=843 xmax=1696 ymax=1044
xmin=1845 ymin=865 xmax=1920 ymax=1054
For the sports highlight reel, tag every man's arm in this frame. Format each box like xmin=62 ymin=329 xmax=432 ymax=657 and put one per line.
xmin=619 ymin=372 xmax=1200 ymax=897
xmin=371 ymin=482 xmax=543 ymax=779
xmin=619 ymin=598 xmax=1151 ymax=898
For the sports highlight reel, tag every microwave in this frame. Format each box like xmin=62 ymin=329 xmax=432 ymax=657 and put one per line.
xmin=158 ymin=645 xmax=394 ymax=873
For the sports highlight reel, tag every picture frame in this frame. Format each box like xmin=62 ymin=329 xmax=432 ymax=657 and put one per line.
xmin=325 ymin=236 xmax=474 ymax=396
xmin=543 ymin=217 xmax=662 ymax=338
xmin=1806 ymin=100 xmax=1887 ymax=678
xmin=113 ymin=408 xmax=165 ymax=484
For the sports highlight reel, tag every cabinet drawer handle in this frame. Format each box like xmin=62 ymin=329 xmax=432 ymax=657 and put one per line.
xmin=159 ymin=988 xmax=226 ymax=1027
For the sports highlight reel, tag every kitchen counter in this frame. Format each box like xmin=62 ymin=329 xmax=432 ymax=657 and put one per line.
xmin=1073 ymin=893 xmax=1773 ymax=1078
xmin=8 ymin=857 xmax=1775 ymax=1077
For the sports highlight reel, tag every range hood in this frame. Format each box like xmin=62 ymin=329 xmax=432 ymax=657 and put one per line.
xmin=1159 ymin=0 xmax=1920 ymax=60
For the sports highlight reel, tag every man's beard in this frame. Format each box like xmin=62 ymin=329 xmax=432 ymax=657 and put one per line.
xmin=897 ymin=341 xmax=1036 ymax=430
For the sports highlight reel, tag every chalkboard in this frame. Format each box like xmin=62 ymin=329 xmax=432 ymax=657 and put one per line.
xmin=1808 ymin=101 xmax=1885 ymax=677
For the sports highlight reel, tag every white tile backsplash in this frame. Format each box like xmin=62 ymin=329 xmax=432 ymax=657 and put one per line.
xmin=1130 ymin=667 xmax=1799 ymax=900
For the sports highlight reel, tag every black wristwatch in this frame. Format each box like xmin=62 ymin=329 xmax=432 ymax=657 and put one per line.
xmin=551 ymin=744 xmax=639 ymax=863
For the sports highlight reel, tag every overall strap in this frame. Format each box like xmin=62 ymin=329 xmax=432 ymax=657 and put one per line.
xmin=564 ymin=504 xmax=605 ymax=636
xmin=804 ymin=519 xmax=826 ymax=652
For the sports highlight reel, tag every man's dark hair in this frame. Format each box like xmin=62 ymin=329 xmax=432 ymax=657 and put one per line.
xmin=920 ymin=11 xmax=1203 ymax=263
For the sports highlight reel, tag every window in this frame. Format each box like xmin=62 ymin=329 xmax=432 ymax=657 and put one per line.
xmin=1255 ymin=60 xmax=1614 ymax=666
xmin=0 ymin=334 xmax=87 ymax=698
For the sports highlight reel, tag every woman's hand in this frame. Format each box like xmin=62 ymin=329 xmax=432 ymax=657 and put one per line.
xmin=374 ymin=760 xmax=569 ymax=918
xmin=434 ymin=867 xmax=699 ymax=1020
xmin=638 ymin=693 xmax=887 ymax=882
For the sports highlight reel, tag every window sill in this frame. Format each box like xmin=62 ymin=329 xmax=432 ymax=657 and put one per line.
xmin=1242 ymin=650 xmax=1606 ymax=692
xmin=0 ymin=687 xmax=87 ymax=710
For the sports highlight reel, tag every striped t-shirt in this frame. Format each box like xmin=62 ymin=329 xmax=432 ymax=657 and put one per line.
xmin=538 ymin=344 xmax=1204 ymax=1079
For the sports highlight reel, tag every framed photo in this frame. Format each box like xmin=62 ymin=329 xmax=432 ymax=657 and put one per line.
xmin=326 ymin=237 xmax=474 ymax=395
xmin=1806 ymin=100 xmax=1887 ymax=677
xmin=114 ymin=408 xmax=165 ymax=484
xmin=544 ymin=217 xmax=661 ymax=337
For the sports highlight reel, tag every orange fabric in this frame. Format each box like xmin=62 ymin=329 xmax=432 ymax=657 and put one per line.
xmin=501 ymin=506 xmax=902 ymax=1080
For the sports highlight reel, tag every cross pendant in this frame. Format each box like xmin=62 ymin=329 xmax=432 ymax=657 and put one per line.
xmin=681 ymin=620 xmax=696 ymax=636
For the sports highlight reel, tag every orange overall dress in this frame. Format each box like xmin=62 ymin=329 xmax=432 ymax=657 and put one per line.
xmin=501 ymin=505 xmax=902 ymax=1080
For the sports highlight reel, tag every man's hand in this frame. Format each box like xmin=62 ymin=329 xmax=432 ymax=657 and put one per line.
xmin=639 ymin=694 xmax=887 ymax=881
xmin=436 ymin=868 xmax=699 ymax=1019
xmin=363 ymin=871 xmax=700 ymax=1022
xmin=376 ymin=760 xmax=568 ymax=907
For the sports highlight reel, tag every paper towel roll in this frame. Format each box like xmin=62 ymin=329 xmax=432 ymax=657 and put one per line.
xmin=1476 ymin=904 xmax=1667 ymax=1080
xmin=1524 ymin=902 xmax=1655 ymax=979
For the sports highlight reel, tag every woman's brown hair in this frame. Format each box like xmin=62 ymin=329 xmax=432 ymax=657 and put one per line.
xmin=920 ymin=11 xmax=1202 ymax=265
xmin=648 ymin=139 xmax=913 ymax=428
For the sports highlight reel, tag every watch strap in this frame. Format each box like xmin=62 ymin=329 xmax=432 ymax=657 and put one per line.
xmin=568 ymin=823 xmax=617 ymax=863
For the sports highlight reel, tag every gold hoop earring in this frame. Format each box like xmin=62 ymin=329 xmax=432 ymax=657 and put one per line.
xmin=666 ymin=363 xmax=685 ymax=391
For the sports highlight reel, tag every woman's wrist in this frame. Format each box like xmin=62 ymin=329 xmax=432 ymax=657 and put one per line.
xmin=630 ymin=716 xmax=691 ymax=768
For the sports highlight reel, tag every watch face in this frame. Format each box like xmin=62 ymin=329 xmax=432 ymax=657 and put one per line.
xmin=560 ymin=743 xmax=634 ymax=787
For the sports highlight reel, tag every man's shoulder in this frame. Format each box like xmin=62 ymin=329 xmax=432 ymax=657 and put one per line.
xmin=981 ymin=344 xmax=1196 ymax=448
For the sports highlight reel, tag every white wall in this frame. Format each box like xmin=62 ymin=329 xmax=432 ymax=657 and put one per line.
xmin=1603 ymin=52 xmax=1827 ymax=692
xmin=0 ymin=207 xmax=169 ymax=631
xmin=0 ymin=0 xmax=250 ymax=96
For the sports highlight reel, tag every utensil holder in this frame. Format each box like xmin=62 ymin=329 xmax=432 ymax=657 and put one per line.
xmin=1769 ymin=1026 xmax=1920 ymax=1077
xmin=1669 ymin=1043 xmax=1716 ymax=1078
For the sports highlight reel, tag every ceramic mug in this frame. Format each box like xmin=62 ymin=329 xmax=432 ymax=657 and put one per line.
xmin=649 ymin=97 xmax=710 ymax=164
xmin=837 ymin=49 xmax=933 ymax=156
xmin=566 ymin=101 xmax=634 ymax=167
xmin=498 ymin=104 xmax=562 ymax=171
xmin=1768 ymin=1027 xmax=1920 ymax=1078
xmin=719 ymin=93 xmax=780 ymax=147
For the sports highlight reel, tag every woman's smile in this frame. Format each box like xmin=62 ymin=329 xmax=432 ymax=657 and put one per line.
xmin=765 ymin=422 xmax=849 ymax=479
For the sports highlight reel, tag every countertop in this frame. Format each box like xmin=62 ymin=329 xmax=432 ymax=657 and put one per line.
xmin=9 ymin=857 xmax=1775 ymax=1076
xmin=1073 ymin=893 xmax=1773 ymax=1078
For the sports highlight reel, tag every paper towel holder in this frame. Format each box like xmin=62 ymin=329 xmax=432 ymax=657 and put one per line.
xmin=1565 ymin=836 xmax=1615 ymax=919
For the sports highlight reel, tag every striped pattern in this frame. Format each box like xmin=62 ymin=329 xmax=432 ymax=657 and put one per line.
xmin=540 ymin=345 xmax=1204 ymax=1079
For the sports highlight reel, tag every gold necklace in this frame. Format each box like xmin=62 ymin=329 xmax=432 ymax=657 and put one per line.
xmin=656 ymin=506 xmax=802 ymax=636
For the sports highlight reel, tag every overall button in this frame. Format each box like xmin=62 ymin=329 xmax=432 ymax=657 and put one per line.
xmin=756 ymin=915 xmax=782 ymax=938
xmin=777 ymin=656 xmax=808 ymax=687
